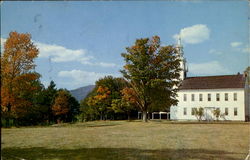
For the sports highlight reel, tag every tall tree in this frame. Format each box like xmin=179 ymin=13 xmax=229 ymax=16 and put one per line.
xmin=121 ymin=36 xmax=181 ymax=122
xmin=79 ymin=90 xmax=99 ymax=122
xmin=1 ymin=31 xmax=39 ymax=126
xmin=82 ymin=76 xmax=129 ymax=121
xmin=43 ymin=81 xmax=58 ymax=123
xmin=87 ymin=86 xmax=111 ymax=120
xmin=52 ymin=89 xmax=79 ymax=123
xmin=52 ymin=90 xmax=70 ymax=123
xmin=15 ymin=79 xmax=47 ymax=126
xmin=67 ymin=94 xmax=80 ymax=122
xmin=111 ymin=87 xmax=136 ymax=120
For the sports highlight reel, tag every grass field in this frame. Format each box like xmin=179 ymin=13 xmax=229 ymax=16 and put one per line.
xmin=1 ymin=120 xmax=250 ymax=160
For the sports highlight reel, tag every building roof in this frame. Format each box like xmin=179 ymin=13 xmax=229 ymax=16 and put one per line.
xmin=179 ymin=74 xmax=245 ymax=90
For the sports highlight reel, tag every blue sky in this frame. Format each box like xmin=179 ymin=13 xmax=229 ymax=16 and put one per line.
xmin=1 ymin=1 xmax=249 ymax=90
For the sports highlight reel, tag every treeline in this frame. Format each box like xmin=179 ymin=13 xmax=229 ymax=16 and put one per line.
xmin=0 ymin=32 xmax=136 ymax=126
xmin=79 ymin=76 xmax=137 ymax=122
xmin=1 ymin=80 xmax=80 ymax=126
xmin=1 ymin=32 xmax=79 ymax=127
xmin=1 ymin=31 xmax=182 ymax=126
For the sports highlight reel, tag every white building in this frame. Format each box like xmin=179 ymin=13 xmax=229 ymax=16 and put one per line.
xmin=170 ymin=39 xmax=249 ymax=121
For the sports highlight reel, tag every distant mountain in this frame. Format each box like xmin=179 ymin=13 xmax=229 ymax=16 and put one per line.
xmin=70 ymin=85 xmax=95 ymax=102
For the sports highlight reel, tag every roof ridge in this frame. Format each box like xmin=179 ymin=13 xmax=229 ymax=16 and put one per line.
xmin=185 ymin=74 xmax=243 ymax=79
xmin=180 ymin=74 xmax=245 ymax=90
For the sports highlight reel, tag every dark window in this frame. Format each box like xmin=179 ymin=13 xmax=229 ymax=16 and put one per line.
xmin=225 ymin=108 xmax=228 ymax=115
xmin=234 ymin=93 xmax=237 ymax=101
xmin=225 ymin=93 xmax=228 ymax=101
xmin=216 ymin=93 xmax=220 ymax=101
xmin=183 ymin=94 xmax=187 ymax=101
xmin=234 ymin=108 xmax=237 ymax=116
xmin=191 ymin=94 xmax=195 ymax=101
xmin=184 ymin=108 xmax=187 ymax=115
xmin=208 ymin=94 xmax=211 ymax=101
xmin=199 ymin=94 xmax=203 ymax=101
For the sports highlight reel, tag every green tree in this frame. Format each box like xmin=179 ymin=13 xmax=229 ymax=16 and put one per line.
xmin=194 ymin=107 xmax=204 ymax=121
xmin=111 ymin=87 xmax=137 ymax=120
xmin=96 ymin=76 xmax=129 ymax=119
xmin=43 ymin=81 xmax=58 ymax=123
xmin=79 ymin=88 xmax=99 ymax=121
xmin=121 ymin=36 xmax=181 ymax=122
xmin=111 ymin=98 xmax=134 ymax=121
xmin=212 ymin=108 xmax=221 ymax=121
xmin=67 ymin=94 xmax=80 ymax=122
xmin=96 ymin=76 xmax=128 ymax=101
xmin=87 ymin=86 xmax=111 ymax=120
xmin=15 ymin=78 xmax=45 ymax=126
xmin=81 ymin=76 xmax=129 ymax=121
xmin=79 ymin=98 xmax=99 ymax=122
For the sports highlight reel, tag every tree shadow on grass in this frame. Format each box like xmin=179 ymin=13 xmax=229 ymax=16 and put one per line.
xmin=1 ymin=147 xmax=245 ymax=160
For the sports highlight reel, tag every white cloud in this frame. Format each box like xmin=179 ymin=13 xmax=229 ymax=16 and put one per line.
xmin=189 ymin=61 xmax=230 ymax=75
xmin=208 ymin=49 xmax=223 ymax=55
xmin=35 ymin=41 xmax=117 ymax=67
xmin=241 ymin=46 xmax=250 ymax=53
xmin=58 ymin=69 xmax=120 ymax=87
xmin=230 ymin=42 xmax=242 ymax=48
xmin=230 ymin=43 xmax=250 ymax=54
xmin=35 ymin=42 xmax=93 ymax=63
xmin=173 ymin=24 xmax=210 ymax=44
xmin=81 ymin=61 xmax=117 ymax=67
xmin=95 ymin=62 xmax=117 ymax=67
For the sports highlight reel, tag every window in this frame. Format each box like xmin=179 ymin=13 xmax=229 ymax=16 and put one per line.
xmin=199 ymin=94 xmax=203 ymax=101
xmin=234 ymin=93 xmax=237 ymax=101
xmin=225 ymin=93 xmax=228 ymax=101
xmin=191 ymin=108 xmax=195 ymax=115
xmin=191 ymin=94 xmax=195 ymax=101
xmin=183 ymin=94 xmax=187 ymax=101
xmin=208 ymin=94 xmax=211 ymax=101
xmin=216 ymin=93 xmax=220 ymax=101
xmin=225 ymin=108 xmax=228 ymax=116
xmin=183 ymin=108 xmax=187 ymax=115
xmin=234 ymin=108 xmax=237 ymax=116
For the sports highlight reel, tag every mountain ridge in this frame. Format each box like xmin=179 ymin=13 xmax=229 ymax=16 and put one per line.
xmin=70 ymin=85 xmax=95 ymax=102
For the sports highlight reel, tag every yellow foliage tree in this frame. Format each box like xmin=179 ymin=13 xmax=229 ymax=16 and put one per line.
xmin=87 ymin=86 xmax=111 ymax=120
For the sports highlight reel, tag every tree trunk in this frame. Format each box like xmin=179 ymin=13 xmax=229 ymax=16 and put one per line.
xmin=6 ymin=103 xmax=11 ymax=127
xmin=5 ymin=118 xmax=10 ymax=127
xmin=142 ymin=111 xmax=147 ymax=122
xmin=127 ymin=112 xmax=131 ymax=121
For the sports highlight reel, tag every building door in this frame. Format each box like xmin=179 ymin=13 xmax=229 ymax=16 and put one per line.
xmin=204 ymin=107 xmax=215 ymax=121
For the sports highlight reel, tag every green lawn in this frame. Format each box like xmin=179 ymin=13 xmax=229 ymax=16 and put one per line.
xmin=1 ymin=121 xmax=249 ymax=160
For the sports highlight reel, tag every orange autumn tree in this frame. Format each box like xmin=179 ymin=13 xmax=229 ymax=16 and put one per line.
xmin=87 ymin=86 xmax=111 ymax=120
xmin=52 ymin=90 xmax=70 ymax=123
xmin=1 ymin=31 xmax=40 ymax=126
xmin=111 ymin=87 xmax=137 ymax=120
